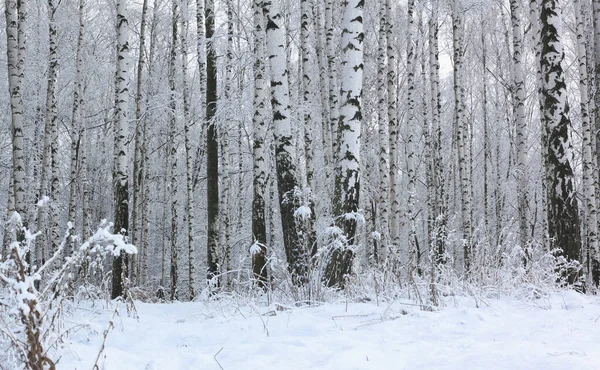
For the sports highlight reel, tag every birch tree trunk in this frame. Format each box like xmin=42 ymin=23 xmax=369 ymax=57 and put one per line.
xmin=111 ymin=0 xmax=131 ymax=299
xmin=168 ymin=0 xmax=179 ymax=300
xmin=510 ymin=0 xmax=530 ymax=258
xmin=264 ymin=0 xmax=311 ymax=285
xmin=68 ymin=0 xmax=85 ymax=255
xmin=387 ymin=0 xmax=400 ymax=250
xmin=301 ymin=0 xmax=316 ymax=189
xmin=220 ymin=0 xmax=233 ymax=288
xmin=131 ymin=0 xmax=149 ymax=285
xmin=530 ymin=0 xmax=548 ymax=248
xmin=300 ymin=0 xmax=317 ymax=261
xmin=5 ymin=0 xmax=26 ymax=244
xmin=48 ymin=0 xmax=60 ymax=257
xmin=315 ymin=1 xmax=332 ymax=172
xmin=36 ymin=0 xmax=60 ymax=263
xmin=575 ymin=0 xmax=598 ymax=285
xmin=376 ymin=0 xmax=389 ymax=264
xmin=452 ymin=0 xmax=472 ymax=274
xmin=181 ymin=0 xmax=197 ymax=300
xmin=429 ymin=0 xmax=446 ymax=266
xmin=540 ymin=0 xmax=582 ymax=284
xmin=325 ymin=0 xmax=339 ymax=164
xmin=406 ymin=0 xmax=418 ymax=273
xmin=252 ymin=0 xmax=268 ymax=287
xmin=324 ymin=0 xmax=364 ymax=288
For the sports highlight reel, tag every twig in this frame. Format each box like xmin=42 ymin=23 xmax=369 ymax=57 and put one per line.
xmin=214 ymin=347 xmax=224 ymax=370
xmin=92 ymin=307 xmax=119 ymax=370
xmin=250 ymin=304 xmax=270 ymax=337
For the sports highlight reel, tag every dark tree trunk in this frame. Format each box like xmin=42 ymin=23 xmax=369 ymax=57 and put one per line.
xmin=541 ymin=0 xmax=582 ymax=284
xmin=206 ymin=0 xmax=220 ymax=286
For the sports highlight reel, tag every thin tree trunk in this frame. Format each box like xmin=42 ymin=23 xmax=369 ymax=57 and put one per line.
xmin=206 ymin=0 xmax=220 ymax=286
xmin=220 ymin=0 xmax=233 ymax=288
xmin=181 ymin=0 xmax=197 ymax=300
xmin=168 ymin=0 xmax=179 ymax=301
xmin=324 ymin=0 xmax=364 ymax=288
xmin=406 ymin=0 xmax=418 ymax=274
xmin=429 ymin=0 xmax=446 ymax=266
xmin=5 ymin=0 xmax=26 ymax=246
xmin=325 ymin=0 xmax=339 ymax=166
xmin=68 ymin=0 xmax=85 ymax=257
xmin=452 ymin=0 xmax=472 ymax=274
xmin=131 ymin=0 xmax=149 ymax=285
xmin=111 ymin=0 xmax=131 ymax=299
xmin=376 ymin=0 xmax=389 ymax=264
xmin=387 ymin=0 xmax=400 ymax=250
xmin=575 ymin=0 xmax=598 ymax=285
xmin=314 ymin=0 xmax=332 ymax=173
xmin=251 ymin=0 xmax=268 ymax=287
xmin=510 ymin=0 xmax=530 ymax=259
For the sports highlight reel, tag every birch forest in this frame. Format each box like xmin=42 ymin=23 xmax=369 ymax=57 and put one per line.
xmin=4 ymin=0 xmax=600 ymax=366
xmin=3 ymin=0 xmax=600 ymax=296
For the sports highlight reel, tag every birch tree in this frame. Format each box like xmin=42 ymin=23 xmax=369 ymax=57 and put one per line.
xmin=131 ymin=0 xmax=149 ymax=284
xmin=376 ymin=0 xmax=389 ymax=263
xmin=540 ymin=0 xmax=581 ymax=283
xmin=452 ymin=0 xmax=472 ymax=273
xmin=68 ymin=0 xmax=85 ymax=253
xmin=252 ymin=0 xmax=268 ymax=287
xmin=111 ymin=0 xmax=131 ymax=299
xmin=324 ymin=0 xmax=364 ymax=288
xmin=181 ymin=0 xmax=197 ymax=300
xmin=264 ymin=0 xmax=311 ymax=284
xmin=5 ymin=0 xmax=26 ymax=245
xmin=509 ymin=0 xmax=530 ymax=256
xmin=387 ymin=0 xmax=400 ymax=250
xmin=406 ymin=0 xmax=417 ymax=272
xmin=429 ymin=0 xmax=446 ymax=265
xmin=575 ymin=0 xmax=598 ymax=284
xmin=168 ymin=0 xmax=179 ymax=301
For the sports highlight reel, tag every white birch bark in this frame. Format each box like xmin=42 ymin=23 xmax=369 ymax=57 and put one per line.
xmin=181 ymin=0 xmax=196 ymax=300
xmin=406 ymin=0 xmax=417 ymax=271
xmin=325 ymin=0 xmax=364 ymax=288
xmin=5 ymin=0 xmax=26 ymax=244
xmin=264 ymin=0 xmax=310 ymax=284
xmin=69 ymin=0 xmax=85 ymax=239
xmin=252 ymin=0 xmax=269 ymax=286
xmin=452 ymin=0 xmax=472 ymax=273
xmin=376 ymin=0 xmax=389 ymax=263
xmin=387 ymin=0 xmax=400 ymax=249
xmin=168 ymin=0 xmax=179 ymax=300
xmin=314 ymin=0 xmax=332 ymax=172
xmin=301 ymin=0 xmax=315 ymax=188
xmin=575 ymin=0 xmax=598 ymax=284
xmin=510 ymin=0 xmax=530 ymax=256
xmin=530 ymin=0 xmax=548 ymax=247
xmin=221 ymin=0 xmax=233 ymax=288
xmin=111 ymin=0 xmax=131 ymax=299
xmin=541 ymin=0 xmax=581 ymax=282
xmin=429 ymin=0 xmax=446 ymax=265
xmin=325 ymin=0 xmax=339 ymax=164
xmin=131 ymin=0 xmax=149 ymax=285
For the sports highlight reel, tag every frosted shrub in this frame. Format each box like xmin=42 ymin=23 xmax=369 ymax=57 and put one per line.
xmin=0 ymin=216 xmax=136 ymax=369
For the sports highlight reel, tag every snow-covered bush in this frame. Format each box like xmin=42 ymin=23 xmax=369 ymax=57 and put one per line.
xmin=0 ymin=216 xmax=136 ymax=369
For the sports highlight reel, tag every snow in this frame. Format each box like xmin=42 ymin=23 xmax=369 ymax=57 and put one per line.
xmin=58 ymin=291 xmax=600 ymax=369
xmin=294 ymin=205 xmax=312 ymax=221
xmin=37 ymin=195 xmax=50 ymax=207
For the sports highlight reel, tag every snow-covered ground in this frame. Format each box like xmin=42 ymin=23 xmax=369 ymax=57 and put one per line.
xmin=59 ymin=291 xmax=600 ymax=370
